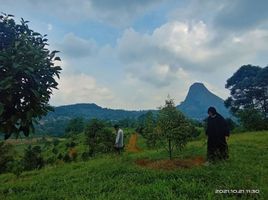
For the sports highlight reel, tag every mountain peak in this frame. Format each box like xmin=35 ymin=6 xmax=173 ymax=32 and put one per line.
xmin=190 ymin=82 xmax=206 ymax=89
xmin=177 ymin=82 xmax=230 ymax=120
xmin=185 ymin=82 xmax=211 ymax=102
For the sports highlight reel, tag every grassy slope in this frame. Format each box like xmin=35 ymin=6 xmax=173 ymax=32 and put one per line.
xmin=0 ymin=131 xmax=267 ymax=200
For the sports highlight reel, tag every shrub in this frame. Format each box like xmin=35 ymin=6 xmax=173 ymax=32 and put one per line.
xmin=10 ymin=160 xmax=24 ymax=178
xmin=23 ymin=145 xmax=44 ymax=170
xmin=84 ymin=119 xmax=114 ymax=157
xmin=0 ymin=142 xmax=15 ymax=173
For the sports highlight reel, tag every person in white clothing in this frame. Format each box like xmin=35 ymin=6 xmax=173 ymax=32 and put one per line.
xmin=114 ymin=124 xmax=124 ymax=154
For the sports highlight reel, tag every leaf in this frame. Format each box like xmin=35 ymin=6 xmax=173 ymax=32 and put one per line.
xmin=51 ymin=50 xmax=60 ymax=54
xmin=54 ymin=56 xmax=61 ymax=61
xmin=32 ymin=32 xmax=41 ymax=36
xmin=53 ymin=66 xmax=62 ymax=71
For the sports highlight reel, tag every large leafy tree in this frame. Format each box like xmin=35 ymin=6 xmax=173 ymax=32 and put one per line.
xmin=0 ymin=14 xmax=61 ymax=139
xmin=156 ymin=97 xmax=192 ymax=160
xmin=225 ymin=65 xmax=268 ymax=119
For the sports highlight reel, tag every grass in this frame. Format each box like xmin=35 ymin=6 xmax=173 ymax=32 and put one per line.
xmin=0 ymin=131 xmax=267 ymax=200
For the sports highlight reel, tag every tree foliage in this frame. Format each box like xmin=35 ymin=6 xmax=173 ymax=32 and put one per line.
xmin=65 ymin=117 xmax=85 ymax=135
xmin=156 ymin=97 xmax=193 ymax=160
xmin=225 ymin=65 xmax=268 ymax=117
xmin=225 ymin=65 xmax=268 ymax=130
xmin=0 ymin=142 xmax=15 ymax=173
xmin=84 ymin=119 xmax=114 ymax=157
xmin=142 ymin=111 xmax=158 ymax=148
xmin=23 ymin=145 xmax=44 ymax=170
xmin=238 ymin=108 xmax=267 ymax=131
xmin=0 ymin=13 xmax=61 ymax=139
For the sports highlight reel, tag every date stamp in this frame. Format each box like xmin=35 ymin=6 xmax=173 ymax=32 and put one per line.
xmin=215 ymin=189 xmax=260 ymax=194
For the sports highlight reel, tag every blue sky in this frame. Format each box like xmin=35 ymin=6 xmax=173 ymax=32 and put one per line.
xmin=1 ymin=0 xmax=268 ymax=110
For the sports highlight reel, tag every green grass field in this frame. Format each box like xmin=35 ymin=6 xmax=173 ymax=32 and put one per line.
xmin=0 ymin=131 xmax=267 ymax=200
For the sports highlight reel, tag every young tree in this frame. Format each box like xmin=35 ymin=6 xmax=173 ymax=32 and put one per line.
xmin=84 ymin=119 xmax=113 ymax=157
xmin=143 ymin=111 xmax=158 ymax=148
xmin=23 ymin=145 xmax=44 ymax=170
xmin=0 ymin=14 xmax=61 ymax=139
xmin=156 ymin=97 xmax=192 ymax=160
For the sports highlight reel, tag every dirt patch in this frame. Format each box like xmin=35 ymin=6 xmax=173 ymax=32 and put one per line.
xmin=126 ymin=133 xmax=141 ymax=153
xmin=135 ymin=156 xmax=205 ymax=170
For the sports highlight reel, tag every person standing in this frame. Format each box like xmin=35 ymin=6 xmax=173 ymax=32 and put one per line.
xmin=206 ymin=107 xmax=230 ymax=162
xmin=114 ymin=124 xmax=124 ymax=154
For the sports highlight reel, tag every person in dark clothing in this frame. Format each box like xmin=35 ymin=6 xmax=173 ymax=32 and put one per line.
xmin=206 ymin=107 xmax=230 ymax=162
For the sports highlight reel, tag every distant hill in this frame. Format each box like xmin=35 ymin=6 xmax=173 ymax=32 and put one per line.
xmin=177 ymin=82 xmax=230 ymax=120
xmin=36 ymin=103 xmax=148 ymax=136
xmin=45 ymin=103 xmax=147 ymax=121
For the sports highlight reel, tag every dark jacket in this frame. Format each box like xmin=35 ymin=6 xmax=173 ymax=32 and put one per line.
xmin=206 ymin=113 xmax=229 ymax=150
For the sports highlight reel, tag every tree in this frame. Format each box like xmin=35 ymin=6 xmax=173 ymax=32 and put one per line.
xmin=225 ymin=65 xmax=268 ymax=130
xmin=238 ymin=108 xmax=265 ymax=131
xmin=142 ymin=111 xmax=158 ymax=148
xmin=225 ymin=65 xmax=267 ymax=117
xmin=84 ymin=119 xmax=114 ymax=157
xmin=65 ymin=117 xmax=85 ymax=136
xmin=23 ymin=145 xmax=44 ymax=170
xmin=156 ymin=97 xmax=192 ymax=160
xmin=0 ymin=13 xmax=61 ymax=139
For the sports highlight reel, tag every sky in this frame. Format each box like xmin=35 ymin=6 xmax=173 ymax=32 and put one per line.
xmin=1 ymin=0 xmax=268 ymax=110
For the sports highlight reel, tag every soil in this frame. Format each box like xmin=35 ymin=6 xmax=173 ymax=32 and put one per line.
xmin=126 ymin=133 xmax=141 ymax=153
xmin=135 ymin=156 xmax=205 ymax=170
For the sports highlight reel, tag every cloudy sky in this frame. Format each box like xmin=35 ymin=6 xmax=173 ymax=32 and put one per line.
xmin=2 ymin=0 xmax=268 ymax=110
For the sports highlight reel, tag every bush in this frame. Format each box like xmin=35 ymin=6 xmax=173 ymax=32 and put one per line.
xmin=52 ymin=138 xmax=60 ymax=146
xmin=68 ymin=148 xmax=78 ymax=161
xmin=0 ymin=142 xmax=15 ymax=173
xmin=10 ymin=160 xmax=24 ymax=178
xmin=84 ymin=119 xmax=114 ymax=157
xmin=81 ymin=152 xmax=90 ymax=161
xmin=238 ymin=108 xmax=266 ymax=131
xmin=189 ymin=126 xmax=201 ymax=138
xmin=52 ymin=147 xmax=59 ymax=155
xmin=23 ymin=145 xmax=44 ymax=171
xmin=63 ymin=154 xmax=71 ymax=163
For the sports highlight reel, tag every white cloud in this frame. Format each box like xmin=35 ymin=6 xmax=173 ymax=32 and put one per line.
xmin=50 ymin=73 xmax=115 ymax=107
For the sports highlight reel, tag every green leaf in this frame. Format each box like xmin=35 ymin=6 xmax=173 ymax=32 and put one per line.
xmin=53 ymin=66 xmax=62 ymax=71
xmin=54 ymin=57 xmax=61 ymax=61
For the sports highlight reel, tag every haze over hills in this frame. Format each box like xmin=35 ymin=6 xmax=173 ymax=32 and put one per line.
xmin=177 ymin=82 xmax=230 ymax=120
